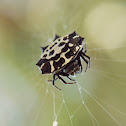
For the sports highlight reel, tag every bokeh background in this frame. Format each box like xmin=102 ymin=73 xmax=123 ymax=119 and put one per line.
xmin=0 ymin=0 xmax=126 ymax=126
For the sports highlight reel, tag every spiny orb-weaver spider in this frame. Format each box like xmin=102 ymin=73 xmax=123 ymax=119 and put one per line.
xmin=36 ymin=31 xmax=90 ymax=90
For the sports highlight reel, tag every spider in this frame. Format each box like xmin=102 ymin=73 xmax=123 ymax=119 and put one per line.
xmin=36 ymin=31 xmax=90 ymax=90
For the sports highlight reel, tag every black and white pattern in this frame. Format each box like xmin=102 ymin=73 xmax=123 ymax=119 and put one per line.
xmin=36 ymin=31 xmax=90 ymax=90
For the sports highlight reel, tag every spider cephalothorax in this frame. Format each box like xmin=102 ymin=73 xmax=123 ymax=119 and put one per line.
xmin=36 ymin=31 xmax=90 ymax=90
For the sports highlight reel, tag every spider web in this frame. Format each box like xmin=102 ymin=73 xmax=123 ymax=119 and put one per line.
xmin=28 ymin=41 xmax=126 ymax=126
xmin=27 ymin=23 xmax=126 ymax=126
xmin=1 ymin=38 xmax=126 ymax=126
xmin=27 ymin=2 xmax=126 ymax=126
xmin=1 ymin=0 xmax=126 ymax=126
xmin=49 ymin=46 xmax=126 ymax=126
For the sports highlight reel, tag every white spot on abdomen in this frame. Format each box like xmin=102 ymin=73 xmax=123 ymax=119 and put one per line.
xmin=50 ymin=60 xmax=55 ymax=72
xmin=76 ymin=46 xmax=79 ymax=51
xmin=68 ymin=43 xmax=74 ymax=47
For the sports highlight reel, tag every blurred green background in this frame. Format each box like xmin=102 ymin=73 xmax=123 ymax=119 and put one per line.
xmin=0 ymin=0 xmax=126 ymax=126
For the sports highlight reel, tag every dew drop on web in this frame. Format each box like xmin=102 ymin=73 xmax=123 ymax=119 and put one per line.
xmin=53 ymin=120 xmax=58 ymax=126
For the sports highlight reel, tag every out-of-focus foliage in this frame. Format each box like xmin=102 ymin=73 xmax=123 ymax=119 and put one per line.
xmin=0 ymin=0 xmax=126 ymax=126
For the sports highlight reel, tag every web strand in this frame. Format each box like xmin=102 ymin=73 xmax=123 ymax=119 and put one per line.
xmin=33 ymin=35 xmax=126 ymax=126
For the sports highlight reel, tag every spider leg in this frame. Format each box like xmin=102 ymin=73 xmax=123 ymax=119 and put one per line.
xmin=48 ymin=76 xmax=58 ymax=82
xmin=59 ymin=72 xmax=76 ymax=81
xmin=52 ymin=74 xmax=61 ymax=90
xmin=57 ymin=75 xmax=76 ymax=84
xmin=67 ymin=76 xmax=76 ymax=81
xmin=81 ymin=52 xmax=90 ymax=68
xmin=76 ymin=56 xmax=83 ymax=73
xmin=80 ymin=53 xmax=89 ymax=72
xmin=84 ymin=44 xmax=87 ymax=53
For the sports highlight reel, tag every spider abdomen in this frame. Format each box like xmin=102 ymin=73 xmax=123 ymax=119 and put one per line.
xmin=36 ymin=31 xmax=90 ymax=90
